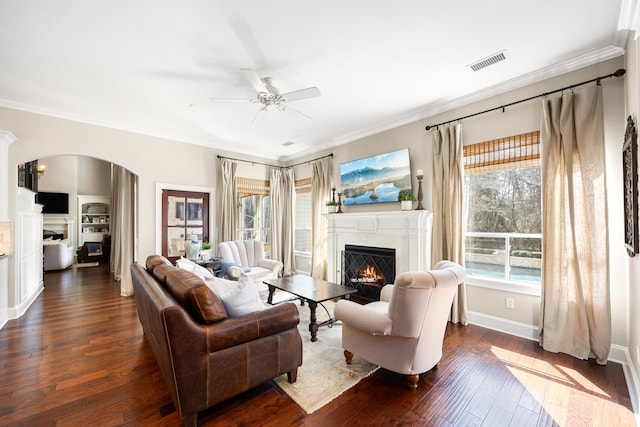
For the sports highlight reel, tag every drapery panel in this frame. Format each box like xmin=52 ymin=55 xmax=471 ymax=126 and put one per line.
xmin=432 ymin=124 xmax=467 ymax=324
xmin=311 ymin=158 xmax=331 ymax=279
xmin=110 ymin=164 xmax=136 ymax=297
xmin=539 ymin=85 xmax=611 ymax=364
xmin=270 ymin=168 xmax=296 ymax=275
xmin=219 ymin=159 xmax=237 ymax=243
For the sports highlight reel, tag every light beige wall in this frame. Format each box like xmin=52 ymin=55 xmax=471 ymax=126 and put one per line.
xmin=625 ymin=34 xmax=640 ymax=391
xmin=294 ymin=58 xmax=627 ymax=346
xmin=77 ymin=156 xmax=110 ymax=196
xmin=3 ymin=107 xmax=233 ymax=260
xmin=1 ymin=107 xmax=275 ymax=307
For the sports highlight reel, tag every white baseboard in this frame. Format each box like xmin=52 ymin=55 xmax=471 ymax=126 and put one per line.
xmin=7 ymin=282 xmax=43 ymax=319
xmin=614 ymin=345 xmax=640 ymax=424
xmin=466 ymin=310 xmax=539 ymax=341
xmin=467 ymin=310 xmax=640 ymax=423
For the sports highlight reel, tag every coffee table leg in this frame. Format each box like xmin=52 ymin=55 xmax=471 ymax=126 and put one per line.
xmin=267 ymin=285 xmax=275 ymax=305
xmin=308 ymin=300 xmax=318 ymax=342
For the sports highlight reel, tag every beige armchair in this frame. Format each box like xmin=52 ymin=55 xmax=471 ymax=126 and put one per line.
xmin=218 ymin=240 xmax=283 ymax=290
xmin=334 ymin=260 xmax=466 ymax=389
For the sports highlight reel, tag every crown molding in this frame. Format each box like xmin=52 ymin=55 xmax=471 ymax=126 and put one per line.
xmin=0 ymin=130 xmax=17 ymax=146
xmin=619 ymin=0 xmax=640 ymax=39
xmin=286 ymin=45 xmax=626 ymax=163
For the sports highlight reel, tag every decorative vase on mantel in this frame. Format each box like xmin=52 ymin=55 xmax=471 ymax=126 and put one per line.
xmin=400 ymin=200 xmax=413 ymax=210
xmin=184 ymin=234 xmax=201 ymax=261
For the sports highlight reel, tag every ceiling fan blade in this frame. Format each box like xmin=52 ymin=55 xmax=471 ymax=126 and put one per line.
xmin=240 ymin=68 xmax=269 ymax=94
xmin=210 ymin=97 xmax=252 ymax=102
xmin=280 ymin=106 xmax=312 ymax=122
xmin=281 ymin=87 xmax=321 ymax=103
xmin=251 ymin=107 xmax=267 ymax=126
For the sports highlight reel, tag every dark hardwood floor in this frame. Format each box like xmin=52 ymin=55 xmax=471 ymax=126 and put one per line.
xmin=0 ymin=264 xmax=636 ymax=426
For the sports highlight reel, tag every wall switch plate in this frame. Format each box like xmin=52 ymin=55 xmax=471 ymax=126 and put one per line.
xmin=505 ymin=297 xmax=515 ymax=309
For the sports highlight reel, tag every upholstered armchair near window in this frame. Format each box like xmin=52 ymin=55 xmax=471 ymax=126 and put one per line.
xmin=334 ymin=261 xmax=466 ymax=389
xmin=217 ymin=240 xmax=283 ymax=290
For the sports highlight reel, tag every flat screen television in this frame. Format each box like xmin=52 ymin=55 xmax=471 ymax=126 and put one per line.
xmin=36 ymin=191 xmax=69 ymax=214
xmin=340 ymin=148 xmax=412 ymax=205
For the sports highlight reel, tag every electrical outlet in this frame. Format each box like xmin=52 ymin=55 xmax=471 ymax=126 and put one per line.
xmin=505 ymin=297 xmax=514 ymax=310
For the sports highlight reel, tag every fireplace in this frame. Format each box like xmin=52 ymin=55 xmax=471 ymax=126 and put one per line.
xmin=325 ymin=211 xmax=432 ymax=293
xmin=342 ymin=245 xmax=396 ymax=301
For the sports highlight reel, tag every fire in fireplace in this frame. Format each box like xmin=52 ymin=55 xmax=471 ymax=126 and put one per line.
xmin=342 ymin=245 xmax=396 ymax=301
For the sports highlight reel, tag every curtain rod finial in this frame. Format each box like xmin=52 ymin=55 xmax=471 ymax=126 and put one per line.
xmin=614 ymin=68 xmax=626 ymax=78
xmin=425 ymin=125 xmax=432 ymax=131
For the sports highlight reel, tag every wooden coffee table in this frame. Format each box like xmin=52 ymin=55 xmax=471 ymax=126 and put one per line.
xmin=264 ymin=276 xmax=357 ymax=342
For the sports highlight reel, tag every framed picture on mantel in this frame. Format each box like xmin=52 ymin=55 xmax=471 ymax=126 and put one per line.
xmin=623 ymin=115 xmax=638 ymax=257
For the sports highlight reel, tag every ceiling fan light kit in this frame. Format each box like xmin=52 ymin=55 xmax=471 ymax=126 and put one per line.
xmin=211 ymin=68 xmax=321 ymax=123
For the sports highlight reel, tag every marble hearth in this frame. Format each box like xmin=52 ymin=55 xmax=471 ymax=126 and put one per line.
xmin=325 ymin=210 xmax=433 ymax=285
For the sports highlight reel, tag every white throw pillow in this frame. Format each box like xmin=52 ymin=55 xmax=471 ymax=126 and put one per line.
xmin=205 ymin=275 xmax=265 ymax=317
xmin=176 ymin=257 xmax=214 ymax=280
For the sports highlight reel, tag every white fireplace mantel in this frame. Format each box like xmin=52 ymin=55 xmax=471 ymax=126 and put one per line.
xmin=324 ymin=210 xmax=432 ymax=284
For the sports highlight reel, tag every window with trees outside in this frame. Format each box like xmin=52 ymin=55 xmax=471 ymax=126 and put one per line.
xmin=295 ymin=178 xmax=312 ymax=254
xmin=236 ymin=177 xmax=271 ymax=253
xmin=464 ymin=131 xmax=542 ymax=288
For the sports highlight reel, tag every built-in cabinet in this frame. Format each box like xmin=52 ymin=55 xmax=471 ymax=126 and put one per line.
xmin=78 ymin=196 xmax=110 ymax=246
xmin=14 ymin=187 xmax=43 ymax=318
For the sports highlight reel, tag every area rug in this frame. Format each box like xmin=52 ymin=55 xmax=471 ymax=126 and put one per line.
xmin=272 ymin=299 xmax=378 ymax=414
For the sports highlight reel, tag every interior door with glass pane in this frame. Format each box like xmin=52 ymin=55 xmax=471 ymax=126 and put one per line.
xmin=162 ymin=190 xmax=209 ymax=263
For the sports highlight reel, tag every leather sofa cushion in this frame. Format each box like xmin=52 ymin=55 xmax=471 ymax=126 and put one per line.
xmin=146 ymin=254 xmax=172 ymax=272
xmin=151 ymin=264 xmax=172 ymax=286
xmin=164 ymin=268 xmax=228 ymax=324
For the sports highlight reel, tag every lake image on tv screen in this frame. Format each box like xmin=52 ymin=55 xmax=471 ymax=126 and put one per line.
xmin=340 ymin=149 xmax=411 ymax=205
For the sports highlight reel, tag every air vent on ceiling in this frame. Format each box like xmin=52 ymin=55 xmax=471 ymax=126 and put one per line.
xmin=282 ymin=141 xmax=295 ymax=147
xmin=468 ymin=50 xmax=509 ymax=72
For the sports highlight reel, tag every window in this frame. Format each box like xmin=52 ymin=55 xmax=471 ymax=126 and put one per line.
xmin=161 ymin=189 xmax=209 ymax=262
xmin=236 ymin=177 xmax=271 ymax=251
xmin=295 ymin=178 xmax=312 ymax=253
xmin=463 ymin=131 xmax=542 ymax=288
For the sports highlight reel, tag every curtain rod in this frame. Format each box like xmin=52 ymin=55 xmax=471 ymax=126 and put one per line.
xmin=287 ymin=153 xmax=333 ymax=168
xmin=424 ymin=68 xmax=626 ymax=131
xmin=216 ymin=153 xmax=333 ymax=169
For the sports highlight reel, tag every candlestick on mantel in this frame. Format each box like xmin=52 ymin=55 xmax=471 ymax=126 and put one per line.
xmin=416 ymin=170 xmax=425 ymax=210
xmin=337 ymin=193 xmax=344 ymax=213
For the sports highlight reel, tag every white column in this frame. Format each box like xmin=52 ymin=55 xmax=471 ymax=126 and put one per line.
xmin=0 ymin=131 xmax=17 ymax=329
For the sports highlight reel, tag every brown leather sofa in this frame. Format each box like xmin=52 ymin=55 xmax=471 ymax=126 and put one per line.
xmin=131 ymin=255 xmax=303 ymax=426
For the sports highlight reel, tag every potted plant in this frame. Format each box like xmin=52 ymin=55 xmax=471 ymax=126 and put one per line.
xmin=398 ymin=190 xmax=416 ymax=210
xmin=326 ymin=200 xmax=339 ymax=213
xmin=200 ymin=241 xmax=213 ymax=261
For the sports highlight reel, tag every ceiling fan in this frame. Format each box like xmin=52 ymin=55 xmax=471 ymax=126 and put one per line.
xmin=211 ymin=68 xmax=321 ymax=124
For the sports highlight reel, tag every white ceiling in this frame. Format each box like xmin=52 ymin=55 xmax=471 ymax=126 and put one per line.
xmin=0 ymin=1 xmax=630 ymax=161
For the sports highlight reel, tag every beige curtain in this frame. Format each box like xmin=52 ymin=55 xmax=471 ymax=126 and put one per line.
xmin=311 ymin=158 xmax=331 ymax=279
xmin=219 ymin=159 xmax=237 ymax=243
xmin=270 ymin=167 xmax=296 ymax=275
xmin=432 ymin=124 xmax=467 ymax=324
xmin=539 ymin=85 xmax=610 ymax=364
xmin=110 ymin=165 xmax=136 ymax=297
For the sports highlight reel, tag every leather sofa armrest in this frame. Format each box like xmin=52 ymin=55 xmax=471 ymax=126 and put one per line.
xmin=335 ymin=300 xmax=393 ymax=335
xmin=256 ymin=258 xmax=283 ymax=274
xmin=205 ymin=302 xmax=299 ymax=352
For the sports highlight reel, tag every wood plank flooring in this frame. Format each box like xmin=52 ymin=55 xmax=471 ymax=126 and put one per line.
xmin=0 ymin=264 xmax=636 ymax=426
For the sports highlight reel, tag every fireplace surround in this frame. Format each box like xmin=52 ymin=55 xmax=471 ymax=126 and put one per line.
xmin=325 ymin=210 xmax=433 ymax=290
